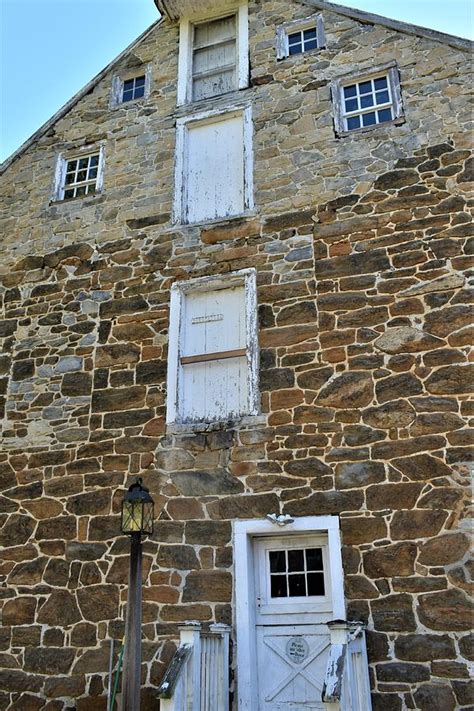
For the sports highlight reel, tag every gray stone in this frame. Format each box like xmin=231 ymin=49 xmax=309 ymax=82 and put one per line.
xmin=374 ymin=326 xmax=444 ymax=354
xmin=55 ymin=356 xmax=83 ymax=373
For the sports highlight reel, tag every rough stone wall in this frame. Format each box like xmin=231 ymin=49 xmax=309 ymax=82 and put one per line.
xmin=0 ymin=3 xmax=473 ymax=711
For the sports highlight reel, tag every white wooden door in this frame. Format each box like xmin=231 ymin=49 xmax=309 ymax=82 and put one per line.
xmin=253 ymin=535 xmax=333 ymax=711
xmin=179 ymin=284 xmax=248 ymax=421
xmin=185 ymin=113 xmax=244 ymax=223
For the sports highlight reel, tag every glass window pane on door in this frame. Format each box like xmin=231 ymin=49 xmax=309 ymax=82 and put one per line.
xmin=269 ymin=547 xmax=325 ymax=598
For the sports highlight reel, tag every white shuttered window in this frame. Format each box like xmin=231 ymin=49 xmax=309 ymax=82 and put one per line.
xmin=193 ymin=15 xmax=237 ymax=101
xmin=174 ymin=107 xmax=253 ymax=225
xmin=177 ymin=5 xmax=249 ymax=106
xmin=166 ymin=269 xmax=259 ymax=425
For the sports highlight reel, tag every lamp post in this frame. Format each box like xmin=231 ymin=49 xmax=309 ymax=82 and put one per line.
xmin=120 ymin=477 xmax=154 ymax=711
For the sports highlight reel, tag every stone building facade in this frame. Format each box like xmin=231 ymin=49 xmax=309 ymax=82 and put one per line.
xmin=0 ymin=1 xmax=472 ymax=709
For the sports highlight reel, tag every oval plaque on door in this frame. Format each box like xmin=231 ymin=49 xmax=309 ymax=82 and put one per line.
xmin=285 ymin=636 xmax=309 ymax=664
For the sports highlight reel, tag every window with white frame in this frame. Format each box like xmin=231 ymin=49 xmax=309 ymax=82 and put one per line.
xmin=53 ymin=147 xmax=105 ymax=201
xmin=166 ymin=269 xmax=259 ymax=425
xmin=276 ymin=14 xmax=325 ymax=60
xmin=332 ymin=63 xmax=404 ymax=135
xmin=174 ymin=106 xmax=253 ymax=224
xmin=177 ymin=5 xmax=249 ymax=104
xmin=109 ymin=66 xmax=151 ymax=108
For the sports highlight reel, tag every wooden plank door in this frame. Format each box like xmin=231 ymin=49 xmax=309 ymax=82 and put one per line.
xmin=179 ymin=285 xmax=248 ymax=421
xmin=185 ymin=113 xmax=244 ymax=223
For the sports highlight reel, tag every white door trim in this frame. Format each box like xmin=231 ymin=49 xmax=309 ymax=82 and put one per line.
xmin=233 ymin=515 xmax=345 ymax=711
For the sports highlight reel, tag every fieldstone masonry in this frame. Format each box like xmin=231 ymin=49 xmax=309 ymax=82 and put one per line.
xmin=0 ymin=1 xmax=472 ymax=709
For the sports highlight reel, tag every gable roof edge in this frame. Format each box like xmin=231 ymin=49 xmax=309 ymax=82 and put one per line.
xmin=0 ymin=17 xmax=164 ymax=176
xmin=303 ymin=0 xmax=472 ymax=52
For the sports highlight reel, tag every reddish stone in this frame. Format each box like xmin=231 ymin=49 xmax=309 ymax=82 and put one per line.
xmin=364 ymin=543 xmax=417 ymax=578
xmin=418 ymin=589 xmax=473 ymax=631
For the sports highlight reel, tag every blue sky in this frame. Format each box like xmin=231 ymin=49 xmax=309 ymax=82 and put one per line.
xmin=1 ymin=0 xmax=472 ymax=162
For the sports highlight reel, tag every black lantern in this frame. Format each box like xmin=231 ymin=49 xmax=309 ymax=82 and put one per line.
xmin=121 ymin=477 xmax=154 ymax=536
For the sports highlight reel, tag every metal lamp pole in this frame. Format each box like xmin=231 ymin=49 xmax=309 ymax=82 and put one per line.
xmin=120 ymin=478 xmax=154 ymax=711
xmin=122 ymin=532 xmax=143 ymax=711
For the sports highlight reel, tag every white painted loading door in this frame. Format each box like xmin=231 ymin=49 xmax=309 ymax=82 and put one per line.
xmin=185 ymin=113 xmax=244 ymax=223
xmin=180 ymin=284 xmax=248 ymax=421
xmin=254 ymin=534 xmax=334 ymax=711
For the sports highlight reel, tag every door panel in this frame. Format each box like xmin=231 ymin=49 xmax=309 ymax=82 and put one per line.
xmin=256 ymin=626 xmax=329 ymax=711
xmin=254 ymin=535 xmax=332 ymax=711
xmin=185 ymin=114 xmax=244 ymax=223
xmin=180 ymin=285 xmax=248 ymax=421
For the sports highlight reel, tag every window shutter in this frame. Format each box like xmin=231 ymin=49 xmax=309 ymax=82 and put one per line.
xmin=179 ymin=285 xmax=248 ymax=421
xmin=185 ymin=114 xmax=244 ymax=223
xmin=192 ymin=15 xmax=237 ymax=101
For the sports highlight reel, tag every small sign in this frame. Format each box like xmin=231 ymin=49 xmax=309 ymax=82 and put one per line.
xmin=285 ymin=637 xmax=309 ymax=664
xmin=191 ymin=313 xmax=223 ymax=324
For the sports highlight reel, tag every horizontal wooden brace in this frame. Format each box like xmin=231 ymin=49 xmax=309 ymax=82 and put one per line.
xmin=180 ymin=348 xmax=246 ymax=365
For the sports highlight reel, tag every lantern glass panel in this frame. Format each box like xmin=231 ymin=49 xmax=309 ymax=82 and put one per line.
xmin=122 ymin=500 xmax=143 ymax=533
xmin=142 ymin=501 xmax=154 ymax=535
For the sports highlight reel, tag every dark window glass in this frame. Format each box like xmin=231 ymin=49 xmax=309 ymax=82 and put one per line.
xmin=65 ymin=173 xmax=74 ymax=185
xmin=376 ymin=90 xmax=389 ymax=104
xmin=87 ymin=184 xmax=96 ymax=195
xmin=304 ymin=39 xmax=318 ymax=50
xmin=78 ymin=158 xmax=89 ymax=169
xmin=271 ymin=575 xmax=287 ymax=597
xmin=374 ymin=76 xmax=388 ymax=90
xmin=307 ymin=572 xmax=325 ymax=595
xmin=270 ymin=550 xmax=286 ymax=573
xmin=378 ymin=108 xmax=393 ymax=122
xmin=289 ymin=574 xmax=306 ymax=596
xmin=66 ymin=159 xmax=77 ymax=171
xmin=359 ymin=80 xmax=372 ymax=94
xmin=306 ymin=548 xmax=323 ymax=570
xmin=64 ymin=189 xmax=74 ymax=199
xmin=303 ymin=28 xmax=317 ymax=40
xmin=122 ymin=75 xmax=146 ymax=102
xmin=89 ymin=167 xmax=98 ymax=179
xmin=360 ymin=93 xmax=374 ymax=108
xmin=343 ymin=84 xmax=357 ymax=98
xmin=347 ymin=116 xmax=360 ymax=130
xmin=76 ymin=185 xmax=86 ymax=196
xmin=90 ymin=155 xmax=99 ymax=167
xmin=345 ymin=98 xmax=358 ymax=112
xmin=288 ymin=549 xmax=304 ymax=572
xmin=362 ymin=112 xmax=377 ymax=126
xmin=289 ymin=41 xmax=302 ymax=55
xmin=77 ymin=170 xmax=87 ymax=182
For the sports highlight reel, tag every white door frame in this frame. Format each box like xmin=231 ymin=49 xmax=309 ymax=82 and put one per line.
xmin=233 ymin=515 xmax=345 ymax=711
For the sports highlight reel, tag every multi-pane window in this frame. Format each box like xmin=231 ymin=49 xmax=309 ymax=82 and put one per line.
xmin=110 ymin=66 xmax=151 ymax=108
xmin=269 ymin=547 xmax=325 ymax=598
xmin=276 ymin=14 xmax=325 ymax=60
xmin=192 ymin=15 xmax=237 ymax=101
xmin=63 ymin=155 xmax=100 ymax=200
xmin=166 ymin=269 xmax=258 ymax=425
xmin=287 ymin=27 xmax=318 ymax=55
xmin=53 ymin=147 xmax=104 ymax=202
xmin=342 ymin=75 xmax=393 ymax=131
xmin=332 ymin=63 xmax=404 ymax=135
xmin=122 ymin=75 xmax=146 ymax=102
